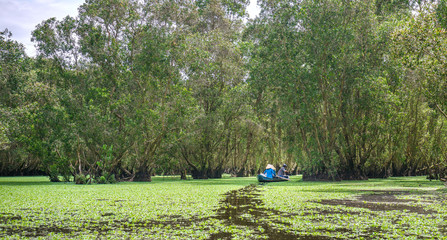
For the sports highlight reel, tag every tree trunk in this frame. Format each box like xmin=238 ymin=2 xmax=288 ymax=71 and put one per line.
xmin=191 ymin=168 xmax=223 ymax=179
xmin=134 ymin=164 xmax=152 ymax=182
xmin=208 ymin=168 xmax=223 ymax=178
xmin=191 ymin=169 xmax=208 ymax=179
xmin=236 ymin=167 xmax=247 ymax=177
xmin=303 ymin=172 xmax=341 ymax=181
xmin=180 ymin=169 xmax=187 ymax=180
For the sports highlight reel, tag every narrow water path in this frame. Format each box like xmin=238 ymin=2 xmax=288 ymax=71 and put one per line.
xmin=209 ymin=184 xmax=335 ymax=240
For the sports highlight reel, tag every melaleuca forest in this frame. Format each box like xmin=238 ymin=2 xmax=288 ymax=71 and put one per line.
xmin=1 ymin=0 xmax=447 ymax=239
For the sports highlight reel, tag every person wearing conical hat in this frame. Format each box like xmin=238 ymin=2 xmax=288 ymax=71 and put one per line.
xmin=263 ymin=164 xmax=276 ymax=178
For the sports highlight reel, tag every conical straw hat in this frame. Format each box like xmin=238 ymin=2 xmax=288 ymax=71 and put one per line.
xmin=266 ymin=164 xmax=276 ymax=170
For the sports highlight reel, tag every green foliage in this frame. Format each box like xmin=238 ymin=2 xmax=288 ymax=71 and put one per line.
xmin=97 ymin=175 xmax=107 ymax=184
xmin=170 ymin=0 xmax=251 ymax=179
xmin=0 ymin=176 xmax=445 ymax=239
xmin=2 ymin=0 xmax=447 ymax=184
xmin=108 ymin=174 xmax=116 ymax=184
xmin=0 ymin=176 xmax=247 ymax=238
xmin=244 ymin=0 xmax=447 ymax=181
xmin=249 ymin=0 xmax=398 ymax=179
xmin=0 ymin=122 xmax=9 ymax=150
xmin=0 ymin=29 xmax=45 ymax=176
xmin=75 ymin=174 xmax=87 ymax=184
xmin=48 ymin=164 xmax=60 ymax=182
xmin=390 ymin=7 xmax=447 ymax=179
xmin=375 ymin=0 xmax=410 ymax=15
xmin=261 ymin=176 xmax=446 ymax=239
xmin=96 ymin=171 xmax=116 ymax=184
xmin=437 ymin=0 xmax=447 ymax=28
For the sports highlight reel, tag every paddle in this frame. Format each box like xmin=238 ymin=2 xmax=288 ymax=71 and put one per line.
xmin=275 ymin=175 xmax=290 ymax=181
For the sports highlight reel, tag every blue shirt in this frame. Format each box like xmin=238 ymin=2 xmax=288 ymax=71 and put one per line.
xmin=263 ymin=168 xmax=276 ymax=178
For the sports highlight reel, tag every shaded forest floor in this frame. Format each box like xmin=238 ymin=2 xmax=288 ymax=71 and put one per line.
xmin=0 ymin=176 xmax=446 ymax=239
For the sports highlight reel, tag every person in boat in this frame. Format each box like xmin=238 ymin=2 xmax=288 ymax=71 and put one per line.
xmin=277 ymin=164 xmax=289 ymax=179
xmin=263 ymin=164 xmax=276 ymax=178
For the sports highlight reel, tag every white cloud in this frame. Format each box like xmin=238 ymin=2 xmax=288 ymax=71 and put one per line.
xmin=0 ymin=0 xmax=84 ymax=56
xmin=0 ymin=0 xmax=260 ymax=57
xmin=247 ymin=0 xmax=261 ymax=19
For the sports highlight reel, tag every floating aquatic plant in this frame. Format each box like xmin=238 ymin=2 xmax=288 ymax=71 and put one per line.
xmin=0 ymin=175 xmax=446 ymax=239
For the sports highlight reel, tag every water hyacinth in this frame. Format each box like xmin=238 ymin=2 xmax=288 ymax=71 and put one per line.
xmin=0 ymin=176 xmax=446 ymax=239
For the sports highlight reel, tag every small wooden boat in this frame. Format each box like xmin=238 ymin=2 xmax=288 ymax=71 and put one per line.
xmin=257 ymin=174 xmax=289 ymax=182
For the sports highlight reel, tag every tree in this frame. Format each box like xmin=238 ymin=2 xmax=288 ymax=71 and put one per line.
xmin=29 ymin=0 xmax=195 ymax=182
xmin=0 ymin=29 xmax=35 ymax=176
xmin=249 ymin=0 xmax=404 ymax=180
xmin=391 ymin=5 xmax=447 ymax=180
xmin=173 ymin=0 xmax=250 ymax=179
xmin=0 ymin=29 xmax=65 ymax=179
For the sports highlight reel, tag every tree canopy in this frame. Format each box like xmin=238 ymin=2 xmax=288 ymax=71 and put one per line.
xmin=1 ymin=0 xmax=446 ymax=183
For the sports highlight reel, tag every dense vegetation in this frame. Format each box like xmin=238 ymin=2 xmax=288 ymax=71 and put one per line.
xmin=0 ymin=176 xmax=446 ymax=239
xmin=1 ymin=0 xmax=447 ymax=182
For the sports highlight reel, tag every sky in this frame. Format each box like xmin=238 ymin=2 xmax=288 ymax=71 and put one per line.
xmin=0 ymin=0 xmax=261 ymax=57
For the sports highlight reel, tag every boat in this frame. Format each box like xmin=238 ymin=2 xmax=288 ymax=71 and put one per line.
xmin=257 ymin=174 xmax=289 ymax=182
